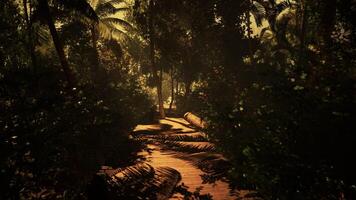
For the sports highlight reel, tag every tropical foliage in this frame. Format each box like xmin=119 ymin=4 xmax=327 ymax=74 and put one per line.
xmin=0 ymin=0 xmax=152 ymax=199
xmin=1 ymin=0 xmax=355 ymax=199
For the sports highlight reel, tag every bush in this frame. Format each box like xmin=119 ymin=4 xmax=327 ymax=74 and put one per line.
xmin=0 ymin=63 xmax=153 ymax=199
xmin=195 ymin=60 xmax=356 ymax=199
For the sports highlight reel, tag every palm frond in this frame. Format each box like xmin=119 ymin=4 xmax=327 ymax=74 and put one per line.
xmin=101 ymin=17 xmax=133 ymax=31
xmin=110 ymin=27 xmax=131 ymax=40
xmin=114 ymin=163 xmax=155 ymax=184
xmin=149 ymin=134 xmax=208 ymax=142
xmin=275 ymin=1 xmax=291 ymax=14
xmin=112 ymin=7 xmax=131 ymax=15
xmin=105 ymin=163 xmax=181 ymax=199
xmin=161 ymin=141 xmax=216 ymax=153
xmin=98 ymin=21 xmax=129 ymax=41
xmin=59 ymin=0 xmax=99 ymax=22
xmin=176 ymin=152 xmax=230 ymax=174
xmin=275 ymin=6 xmax=294 ymax=24
xmin=97 ymin=21 xmax=109 ymax=38
xmin=274 ymin=7 xmax=294 ymax=49
xmin=106 ymin=163 xmax=156 ymax=199
xmin=154 ymin=167 xmax=181 ymax=199
xmin=163 ymin=151 xmax=231 ymax=185
xmin=96 ymin=2 xmax=116 ymax=15
xmin=99 ymin=0 xmax=126 ymax=6
xmin=259 ymin=27 xmax=272 ymax=40
xmin=99 ymin=7 xmax=131 ymax=19
xmin=251 ymin=1 xmax=266 ymax=27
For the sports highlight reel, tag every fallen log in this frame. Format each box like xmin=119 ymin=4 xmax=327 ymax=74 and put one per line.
xmin=183 ymin=112 xmax=207 ymax=129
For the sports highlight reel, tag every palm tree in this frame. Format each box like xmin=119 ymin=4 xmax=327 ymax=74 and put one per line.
xmin=251 ymin=0 xmax=292 ymax=30
xmin=36 ymin=0 xmax=98 ymax=88
xmin=250 ymin=0 xmax=293 ymax=47
xmin=86 ymin=0 xmax=133 ymax=85
xmin=88 ymin=0 xmax=133 ymax=67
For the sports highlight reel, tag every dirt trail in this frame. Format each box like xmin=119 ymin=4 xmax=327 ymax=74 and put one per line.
xmin=134 ymin=117 xmax=244 ymax=200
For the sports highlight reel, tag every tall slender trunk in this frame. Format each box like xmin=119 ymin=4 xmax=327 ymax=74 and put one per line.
xmin=90 ymin=25 xmax=100 ymax=70
xmin=158 ymin=62 xmax=165 ymax=117
xmin=298 ymin=0 xmax=307 ymax=68
xmin=169 ymin=66 xmax=174 ymax=112
xmin=321 ymin=0 xmax=337 ymax=57
xmin=298 ymin=0 xmax=317 ymax=87
xmin=184 ymin=81 xmax=191 ymax=98
xmin=175 ymin=79 xmax=179 ymax=99
xmin=183 ymin=80 xmax=192 ymax=112
xmin=90 ymin=25 xmax=103 ymax=84
xmin=23 ymin=0 xmax=37 ymax=68
xmin=39 ymin=0 xmax=75 ymax=88
xmin=149 ymin=0 xmax=165 ymax=118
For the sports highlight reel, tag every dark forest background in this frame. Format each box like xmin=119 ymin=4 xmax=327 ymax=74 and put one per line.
xmin=1 ymin=0 xmax=355 ymax=199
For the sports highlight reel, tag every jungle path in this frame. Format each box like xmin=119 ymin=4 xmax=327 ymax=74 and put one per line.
xmin=133 ymin=117 xmax=251 ymax=200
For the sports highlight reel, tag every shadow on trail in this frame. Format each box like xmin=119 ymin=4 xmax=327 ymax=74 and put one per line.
xmin=174 ymin=130 xmax=198 ymax=134
xmin=96 ymin=117 xmax=258 ymax=199
xmin=131 ymin=117 xmax=255 ymax=199
xmin=164 ymin=118 xmax=196 ymax=130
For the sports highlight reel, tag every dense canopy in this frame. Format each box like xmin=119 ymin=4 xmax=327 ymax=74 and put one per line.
xmin=1 ymin=0 xmax=355 ymax=199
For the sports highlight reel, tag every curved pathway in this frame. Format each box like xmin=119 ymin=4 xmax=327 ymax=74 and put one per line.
xmin=134 ymin=117 xmax=250 ymax=200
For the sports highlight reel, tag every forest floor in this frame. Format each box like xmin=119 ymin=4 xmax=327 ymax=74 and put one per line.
xmin=133 ymin=117 xmax=251 ymax=200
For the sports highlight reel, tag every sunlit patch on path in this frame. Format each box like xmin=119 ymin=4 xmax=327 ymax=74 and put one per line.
xmin=133 ymin=117 xmax=252 ymax=200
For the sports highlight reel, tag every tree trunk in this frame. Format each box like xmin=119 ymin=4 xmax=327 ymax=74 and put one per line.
xmin=39 ymin=0 xmax=75 ymax=88
xmin=321 ymin=0 xmax=337 ymax=55
xmin=169 ymin=67 xmax=174 ymax=112
xmin=158 ymin=61 xmax=165 ymax=118
xmin=90 ymin=25 xmax=104 ymax=84
xmin=298 ymin=0 xmax=307 ymax=68
xmin=182 ymin=80 xmax=191 ymax=114
xmin=149 ymin=0 xmax=165 ymax=118
xmin=175 ymin=79 xmax=179 ymax=102
xmin=90 ymin=25 xmax=100 ymax=70
xmin=184 ymin=81 xmax=191 ymax=98
xmin=23 ymin=0 xmax=37 ymax=69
